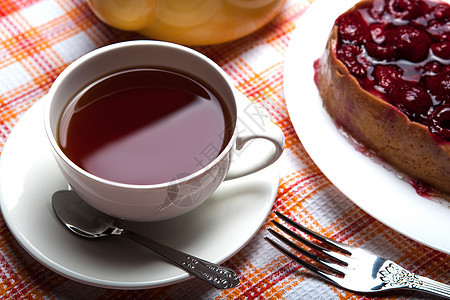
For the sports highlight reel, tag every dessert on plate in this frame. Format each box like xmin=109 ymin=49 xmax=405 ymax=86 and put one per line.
xmin=314 ymin=0 xmax=450 ymax=195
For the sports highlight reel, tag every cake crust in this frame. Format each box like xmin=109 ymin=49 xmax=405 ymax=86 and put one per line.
xmin=316 ymin=27 xmax=450 ymax=194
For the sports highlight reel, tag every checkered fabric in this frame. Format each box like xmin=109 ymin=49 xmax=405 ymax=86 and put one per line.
xmin=0 ymin=0 xmax=448 ymax=299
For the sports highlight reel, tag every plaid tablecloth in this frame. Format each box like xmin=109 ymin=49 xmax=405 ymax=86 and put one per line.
xmin=0 ymin=0 xmax=448 ymax=299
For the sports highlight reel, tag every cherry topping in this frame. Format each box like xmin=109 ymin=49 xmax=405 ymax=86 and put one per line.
xmin=373 ymin=65 xmax=404 ymax=92
xmin=433 ymin=4 xmax=450 ymax=21
xmin=367 ymin=0 xmax=385 ymax=21
xmin=337 ymin=44 xmax=369 ymax=77
xmin=385 ymin=25 xmax=431 ymax=62
xmin=385 ymin=0 xmax=426 ymax=20
xmin=428 ymin=104 xmax=450 ymax=140
xmin=365 ymin=42 xmax=396 ymax=61
xmin=431 ymin=41 xmax=450 ymax=59
xmin=410 ymin=178 xmax=432 ymax=196
xmin=426 ymin=70 xmax=450 ymax=102
xmin=337 ymin=11 xmax=370 ymax=44
xmin=427 ymin=20 xmax=450 ymax=42
xmin=389 ymin=81 xmax=432 ymax=119
xmin=421 ymin=61 xmax=444 ymax=76
xmin=369 ymin=24 xmax=387 ymax=44
xmin=335 ymin=0 xmax=450 ymax=140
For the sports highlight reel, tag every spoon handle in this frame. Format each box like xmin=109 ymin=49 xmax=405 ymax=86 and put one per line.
xmin=119 ymin=230 xmax=240 ymax=289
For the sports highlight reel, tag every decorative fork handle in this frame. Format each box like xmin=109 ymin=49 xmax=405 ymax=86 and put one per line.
xmin=379 ymin=261 xmax=450 ymax=298
xmin=119 ymin=230 xmax=240 ymax=289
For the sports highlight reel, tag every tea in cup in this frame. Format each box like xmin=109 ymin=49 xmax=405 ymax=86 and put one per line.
xmin=45 ymin=41 xmax=284 ymax=221
xmin=58 ymin=67 xmax=233 ymax=185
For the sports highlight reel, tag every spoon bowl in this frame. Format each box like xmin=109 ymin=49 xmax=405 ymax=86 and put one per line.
xmin=52 ymin=190 xmax=240 ymax=289
xmin=53 ymin=190 xmax=116 ymax=238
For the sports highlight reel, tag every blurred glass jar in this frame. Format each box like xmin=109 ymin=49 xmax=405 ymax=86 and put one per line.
xmin=87 ymin=0 xmax=286 ymax=45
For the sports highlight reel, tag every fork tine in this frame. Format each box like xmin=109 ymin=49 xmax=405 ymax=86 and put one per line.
xmin=267 ymin=228 xmax=346 ymax=277
xmin=271 ymin=220 xmax=328 ymax=254
xmin=275 ymin=211 xmax=352 ymax=255
xmin=270 ymin=220 xmax=349 ymax=266
xmin=265 ymin=236 xmax=342 ymax=284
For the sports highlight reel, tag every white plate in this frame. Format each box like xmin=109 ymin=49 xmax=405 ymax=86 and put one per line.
xmin=0 ymin=99 xmax=279 ymax=289
xmin=284 ymin=0 xmax=450 ymax=254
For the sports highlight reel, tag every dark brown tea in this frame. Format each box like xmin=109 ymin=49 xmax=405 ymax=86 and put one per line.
xmin=58 ymin=68 xmax=233 ymax=185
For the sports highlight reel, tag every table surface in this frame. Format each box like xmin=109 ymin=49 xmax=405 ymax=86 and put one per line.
xmin=0 ymin=0 xmax=448 ymax=299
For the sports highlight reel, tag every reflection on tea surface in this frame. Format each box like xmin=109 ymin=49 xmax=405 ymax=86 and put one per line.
xmin=59 ymin=68 xmax=233 ymax=185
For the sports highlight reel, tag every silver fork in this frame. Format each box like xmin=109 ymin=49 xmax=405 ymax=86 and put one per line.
xmin=265 ymin=211 xmax=450 ymax=299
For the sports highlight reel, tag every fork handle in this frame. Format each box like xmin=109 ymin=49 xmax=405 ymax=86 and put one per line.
xmin=381 ymin=262 xmax=450 ymax=298
xmin=414 ymin=275 xmax=450 ymax=298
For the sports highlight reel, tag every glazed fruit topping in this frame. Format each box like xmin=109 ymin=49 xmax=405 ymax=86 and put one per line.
xmin=338 ymin=11 xmax=371 ymax=43
xmin=385 ymin=0 xmax=429 ymax=20
xmin=373 ymin=64 xmax=404 ymax=91
xmin=428 ymin=104 xmax=450 ymax=139
xmin=385 ymin=25 xmax=432 ymax=62
xmin=426 ymin=70 xmax=450 ymax=102
xmin=389 ymin=81 xmax=433 ymax=121
xmin=431 ymin=41 xmax=450 ymax=59
xmin=434 ymin=3 xmax=450 ymax=20
xmin=365 ymin=42 xmax=396 ymax=60
xmin=337 ymin=44 xmax=371 ymax=77
xmin=335 ymin=0 xmax=450 ymax=141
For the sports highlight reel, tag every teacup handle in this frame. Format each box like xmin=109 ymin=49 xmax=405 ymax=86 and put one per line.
xmin=224 ymin=92 xmax=285 ymax=180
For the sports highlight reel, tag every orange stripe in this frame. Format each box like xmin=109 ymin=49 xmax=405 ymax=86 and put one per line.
xmin=0 ymin=0 xmax=40 ymax=17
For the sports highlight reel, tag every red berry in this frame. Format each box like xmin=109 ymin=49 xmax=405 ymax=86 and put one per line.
xmin=337 ymin=44 xmax=369 ymax=77
xmin=428 ymin=104 xmax=450 ymax=140
xmin=389 ymin=81 xmax=432 ymax=119
xmin=426 ymin=70 xmax=450 ymax=102
xmin=427 ymin=20 xmax=450 ymax=42
xmin=433 ymin=4 xmax=450 ymax=21
xmin=385 ymin=0 xmax=429 ymax=20
xmin=367 ymin=0 xmax=385 ymax=21
xmin=431 ymin=41 xmax=450 ymax=59
xmin=373 ymin=65 xmax=404 ymax=92
xmin=365 ymin=42 xmax=396 ymax=61
xmin=421 ymin=61 xmax=444 ymax=76
xmin=369 ymin=24 xmax=386 ymax=44
xmin=385 ymin=25 xmax=432 ymax=62
xmin=337 ymin=11 xmax=370 ymax=44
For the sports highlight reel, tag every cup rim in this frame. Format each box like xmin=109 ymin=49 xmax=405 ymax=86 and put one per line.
xmin=44 ymin=40 xmax=239 ymax=189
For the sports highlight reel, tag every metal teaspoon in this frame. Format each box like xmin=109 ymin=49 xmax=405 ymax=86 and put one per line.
xmin=52 ymin=190 xmax=240 ymax=289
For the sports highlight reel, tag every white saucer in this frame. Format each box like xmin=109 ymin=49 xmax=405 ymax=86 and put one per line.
xmin=0 ymin=99 xmax=279 ymax=289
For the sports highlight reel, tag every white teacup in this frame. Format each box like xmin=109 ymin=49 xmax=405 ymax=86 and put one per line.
xmin=44 ymin=40 xmax=284 ymax=222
